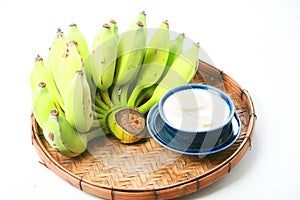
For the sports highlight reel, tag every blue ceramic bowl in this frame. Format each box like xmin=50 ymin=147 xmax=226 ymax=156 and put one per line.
xmin=158 ymin=84 xmax=235 ymax=151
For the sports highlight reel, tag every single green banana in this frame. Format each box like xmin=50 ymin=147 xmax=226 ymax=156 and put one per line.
xmin=43 ymin=109 xmax=105 ymax=157
xmin=54 ymin=41 xmax=84 ymax=99
xmin=166 ymin=33 xmax=185 ymax=67
xmin=46 ymin=28 xmax=68 ymax=78
xmin=32 ymin=82 xmax=63 ymax=129
xmin=113 ymin=11 xmax=147 ymax=86
xmin=127 ymin=20 xmax=170 ymax=107
xmin=30 ymin=55 xmax=64 ymax=110
xmin=138 ymin=42 xmax=200 ymax=114
xmin=111 ymin=22 xmax=147 ymax=105
xmin=67 ymin=24 xmax=89 ymax=62
xmin=64 ymin=70 xmax=94 ymax=133
xmin=90 ymin=23 xmax=117 ymax=91
xmin=114 ymin=22 xmax=146 ymax=85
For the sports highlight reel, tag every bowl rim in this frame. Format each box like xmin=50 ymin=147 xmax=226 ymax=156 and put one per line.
xmin=158 ymin=83 xmax=235 ymax=133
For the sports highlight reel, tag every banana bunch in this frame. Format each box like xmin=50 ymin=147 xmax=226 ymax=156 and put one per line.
xmin=31 ymin=11 xmax=200 ymax=157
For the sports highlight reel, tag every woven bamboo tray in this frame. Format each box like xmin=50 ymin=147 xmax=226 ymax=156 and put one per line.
xmin=31 ymin=60 xmax=256 ymax=200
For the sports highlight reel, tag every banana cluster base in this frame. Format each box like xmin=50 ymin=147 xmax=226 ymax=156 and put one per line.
xmin=31 ymin=60 xmax=256 ymax=200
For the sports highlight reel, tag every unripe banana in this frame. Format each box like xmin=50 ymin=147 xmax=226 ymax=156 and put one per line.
xmin=138 ymin=42 xmax=200 ymax=114
xmin=46 ymin=28 xmax=68 ymax=77
xmin=114 ymin=22 xmax=146 ymax=85
xmin=90 ymin=23 xmax=117 ymax=91
xmin=127 ymin=20 xmax=170 ymax=107
xmin=30 ymin=55 xmax=64 ymax=110
xmin=107 ymin=107 xmax=146 ymax=143
xmin=166 ymin=33 xmax=185 ymax=67
xmin=64 ymin=70 xmax=94 ymax=133
xmin=111 ymin=22 xmax=147 ymax=105
xmin=43 ymin=109 xmax=105 ymax=157
xmin=54 ymin=41 xmax=84 ymax=99
xmin=32 ymin=82 xmax=63 ymax=129
xmin=67 ymin=24 xmax=89 ymax=62
xmin=43 ymin=109 xmax=80 ymax=157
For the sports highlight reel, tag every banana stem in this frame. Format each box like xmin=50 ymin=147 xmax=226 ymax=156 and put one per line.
xmin=92 ymin=104 xmax=108 ymax=116
xmin=93 ymin=111 xmax=105 ymax=119
xmin=100 ymin=90 xmax=113 ymax=107
xmin=120 ymin=84 xmax=130 ymax=105
xmin=111 ymin=85 xmax=121 ymax=105
xmin=127 ymin=86 xmax=142 ymax=107
xmin=95 ymin=95 xmax=110 ymax=110
xmin=137 ymin=96 xmax=158 ymax=115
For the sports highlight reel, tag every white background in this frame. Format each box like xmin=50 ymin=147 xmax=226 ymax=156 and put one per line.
xmin=0 ymin=0 xmax=299 ymax=199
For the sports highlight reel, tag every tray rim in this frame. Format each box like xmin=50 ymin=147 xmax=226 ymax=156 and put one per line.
xmin=31 ymin=60 xmax=257 ymax=199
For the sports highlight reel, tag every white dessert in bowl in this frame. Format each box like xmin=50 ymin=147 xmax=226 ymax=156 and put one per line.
xmin=158 ymin=84 xmax=235 ymax=150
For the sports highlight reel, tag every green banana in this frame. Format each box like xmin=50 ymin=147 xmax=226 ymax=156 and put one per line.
xmin=30 ymin=55 xmax=64 ymax=110
xmin=138 ymin=42 xmax=200 ymax=114
xmin=64 ymin=70 xmax=94 ymax=133
xmin=53 ymin=41 xmax=84 ymax=99
xmin=90 ymin=23 xmax=117 ymax=91
xmin=127 ymin=20 xmax=170 ymax=107
xmin=110 ymin=11 xmax=147 ymax=105
xmin=111 ymin=21 xmax=147 ymax=105
xmin=46 ymin=28 xmax=68 ymax=78
xmin=43 ymin=109 xmax=105 ymax=157
xmin=166 ymin=33 xmax=185 ymax=67
xmin=32 ymin=82 xmax=63 ymax=129
xmin=114 ymin=22 xmax=146 ymax=85
xmin=67 ymin=24 xmax=89 ymax=62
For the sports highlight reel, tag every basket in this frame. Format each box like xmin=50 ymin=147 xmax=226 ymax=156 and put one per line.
xmin=31 ymin=60 xmax=256 ymax=200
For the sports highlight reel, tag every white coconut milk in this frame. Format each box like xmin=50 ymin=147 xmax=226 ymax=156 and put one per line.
xmin=162 ymin=88 xmax=230 ymax=132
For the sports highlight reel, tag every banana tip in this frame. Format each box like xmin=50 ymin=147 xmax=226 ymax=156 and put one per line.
xmin=35 ymin=55 xmax=43 ymax=62
xmin=38 ymin=82 xmax=46 ymax=88
xmin=110 ymin=19 xmax=116 ymax=24
xmin=103 ymin=23 xmax=111 ymax=29
xmin=76 ymin=70 xmax=84 ymax=76
xmin=69 ymin=23 xmax=77 ymax=27
xmin=56 ymin=28 xmax=64 ymax=37
xmin=50 ymin=109 xmax=59 ymax=116
xmin=136 ymin=21 xmax=144 ymax=27
xmin=69 ymin=40 xmax=78 ymax=47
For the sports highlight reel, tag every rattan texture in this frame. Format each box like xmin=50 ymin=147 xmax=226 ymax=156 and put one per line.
xmin=31 ymin=60 xmax=256 ymax=200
